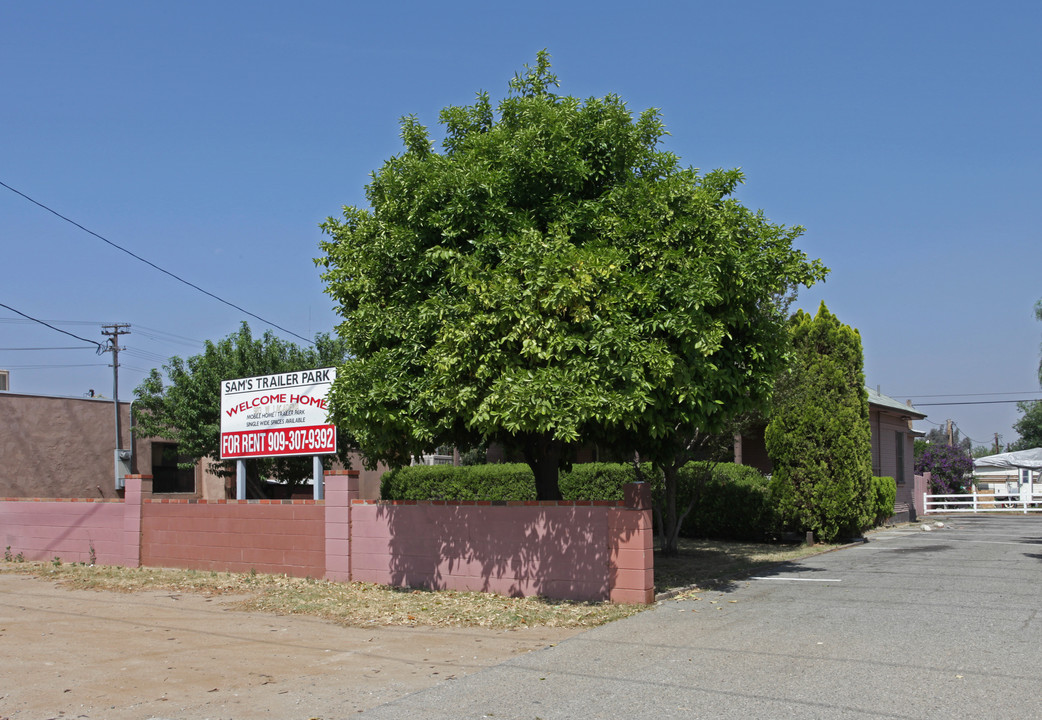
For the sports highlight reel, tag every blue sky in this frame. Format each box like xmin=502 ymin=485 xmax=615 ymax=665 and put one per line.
xmin=3 ymin=1 xmax=1040 ymax=448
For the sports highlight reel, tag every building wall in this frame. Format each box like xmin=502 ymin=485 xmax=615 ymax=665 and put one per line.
xmin=869 ymin=408 xmax=914 ymax=483
xmin=0 ymin=393 xmax=383 ymax=501
xmin=738 ymin=405 xmax=919 ymax=487
xmin=0 ymin=393 xmax=144 ymax=498
xmin=339 ymin=452 xmax=386 ymax=499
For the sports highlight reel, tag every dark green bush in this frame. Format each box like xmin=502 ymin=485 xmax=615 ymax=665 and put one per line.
xmin=380 ymin=463 xmax=535 ymax=501
xmin=379 ymin=461 xmax=779 ymax=543
xmin=381 ymin=461 xmax=657 ymax=501
xmin=559 ymin=462 xmax=656 ymax=500
xmin=869 ymin=476 xmax=897 ymax=526
xmin=676 ymin=463 xmax=779 ymax=541
xmin=765 ymin=305 xmax=874 ymax=542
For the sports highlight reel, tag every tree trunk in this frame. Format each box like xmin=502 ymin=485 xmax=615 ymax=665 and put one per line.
xmin=660 ymin=463 xmax=681 ymax=556
xmin=522 ymin=433 xmax=564 ymax=501
xmin=658 ymin=460 xmax=706 ymax=556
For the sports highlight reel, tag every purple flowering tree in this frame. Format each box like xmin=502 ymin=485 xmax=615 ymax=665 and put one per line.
xmin=915 ymin=444 xmax=974 ymax=494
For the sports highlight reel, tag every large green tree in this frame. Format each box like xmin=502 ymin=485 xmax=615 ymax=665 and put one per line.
xmin=766 ymin=303 xmax=873 ymax=542
xmin=1036 ymin=298 xmax=1042 ymax=383
xmin=134 ymin=322 xmax=349 ymax=496
xmin=1010 ymin=401 xmax=1042 ymax=450
xmin=317 ymin=51 xmax=825 ymax=500
xmin=1011 ymin=299 xmax=1042 ymax=450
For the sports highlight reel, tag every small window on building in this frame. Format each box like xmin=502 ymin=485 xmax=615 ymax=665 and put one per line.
xmin=895 ymin=431 xmax=906 ymax=485
xmin=151 ymin=442 xmax=195 ymax=493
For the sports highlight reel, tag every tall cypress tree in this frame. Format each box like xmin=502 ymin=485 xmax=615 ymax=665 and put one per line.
xmin=766 ymin=303 xmax=873 ymax=542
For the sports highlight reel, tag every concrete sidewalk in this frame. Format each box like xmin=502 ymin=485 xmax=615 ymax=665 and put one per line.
xmin=360 ymin=516 xmax=1042 ymax=719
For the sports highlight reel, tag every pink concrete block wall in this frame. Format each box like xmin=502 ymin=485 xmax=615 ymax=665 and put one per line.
xmin=141 ymin=501 xmax=325 ymax=578
xmin=349 ymin=503 xmax=613 ymax=600
xmin=0 ymin=500 xmax=127 ymax=564
xmin=324 ymin=471 xmax=358 ymax=582
xmin=342 ymin=482 xmax=654 ymax=603
xmin=1 ymin=472 xmax=653 ymax=604
xmin=911 ymin=472 xmax=930 ymax=519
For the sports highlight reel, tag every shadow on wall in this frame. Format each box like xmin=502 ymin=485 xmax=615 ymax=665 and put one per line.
xmin=367 ymin=503 xmax=642 ymax=602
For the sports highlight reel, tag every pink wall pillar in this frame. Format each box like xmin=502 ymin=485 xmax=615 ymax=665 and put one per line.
xmin=324 ymin=470 xmax=360 ymax=582
xmin=609 ymin=482 xmax=655 ymax=604
xmin=913 ymin=472 xmax=930 ymax=518
xmin=123 ymin=474 xmax=151 ymax=568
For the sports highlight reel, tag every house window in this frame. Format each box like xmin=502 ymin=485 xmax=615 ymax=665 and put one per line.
xmin=895 ymin=431 xmax=906 ymax=485
xmin=151 ymin=442 xmax=195 ymax=493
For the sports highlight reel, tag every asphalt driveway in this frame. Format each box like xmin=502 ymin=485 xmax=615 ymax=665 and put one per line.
xmin=361 ymin=515 xmax=1042 ymax=719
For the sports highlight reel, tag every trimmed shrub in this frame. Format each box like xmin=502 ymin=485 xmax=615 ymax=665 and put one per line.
xmin=766 ymin=304 xmax=874 ymax=542
xmin=559 ymin=462 xmax=654 ymax=500
xmin=677 ymin=463 xmax=780 ymax=541
xmin=380 ymin=463 xmax=535 ymax=501
xmin=869 ymin=476 xmax=897 ymax=526
xmin=378 ymin=460 xmax=779 ymax=544
xmin=381 ymin=461 xmax=659 ymax=502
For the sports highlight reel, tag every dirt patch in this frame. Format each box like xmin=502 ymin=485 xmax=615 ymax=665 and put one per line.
xmin=0 ymin=573 xmax=580 ymax=719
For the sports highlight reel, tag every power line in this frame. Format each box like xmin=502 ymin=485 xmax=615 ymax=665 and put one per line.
xmin=914 ymin=399 xmax=1037 ymax=406
xmin=0 ymin=318 xmax=117 ymax=326
xmin=3 ymin=364 xmax=110 ymax=369
xmin=0 ymin=346 xmax=93 ymax=351
xmin=122 ymin=347 xmax=172 ymax=362
xmin=133 ymin=324 xmax=203 ymax=347
xmin=1 ymin=179 xmax=313 ymax=345
xmin=899 ymin=391 xmax=1042 ymax=398
xmin=0 ymin=302 xmax=104 ymax=351
xmin=0 ymin=317 xmax=202 ymax=348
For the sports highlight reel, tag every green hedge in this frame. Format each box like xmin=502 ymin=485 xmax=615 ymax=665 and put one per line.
xmin=379 ymin=461 xmax=779 ymax=542
xmin=869 ymin=476 xmax=897 ymax=526
xmin=560 ymin=462 xmax=659 ymax=500
xmin=675 ymin=463 xmax=779 ymax=541
xmin=380 ymin=463 xmax=536 ymax=501
xmin=380 ymin=461 xmax=657 ymax=501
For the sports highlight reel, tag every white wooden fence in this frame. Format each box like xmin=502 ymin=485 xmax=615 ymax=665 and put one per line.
xmin=923 ymin=491 xmax=1042 ymax=514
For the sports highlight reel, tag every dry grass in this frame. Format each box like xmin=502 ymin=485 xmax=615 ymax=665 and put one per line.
xmin=0 ymin=562 xmax=640 ymax=629
xmin=0 ymin=537 xmax=836 ymax=628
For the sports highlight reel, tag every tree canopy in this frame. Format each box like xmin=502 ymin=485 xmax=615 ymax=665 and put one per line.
xmin=915 ymin=442 xmax=973 ymax=494
xmin=766 ymin=303 xmax=873 ymax=542
xmin=317 ymin=51 xmax=826 ymax=499
xmin=1012 ymin=300 xmax=1042 ymax=451
xmin=1036 ymin=298 xmax=1042 ymax=384
xmin=1010 ymin=401 xmax=1042 ymax=451
xmin=921 ymin=426 xmax=972 ymax=452
xmin=134 ymin=322 xmax=349 ymax=494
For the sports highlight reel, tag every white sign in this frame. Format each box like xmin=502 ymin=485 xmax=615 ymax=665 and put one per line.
xmin=219 ymin=367 xmax=337 ymax=459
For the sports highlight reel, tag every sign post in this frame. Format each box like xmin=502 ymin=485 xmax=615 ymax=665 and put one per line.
xmin=220 ymin=368 xmax=337 ymax=499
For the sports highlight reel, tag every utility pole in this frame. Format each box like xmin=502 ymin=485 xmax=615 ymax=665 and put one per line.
xmin=102 ymin=324 xmax=131 ymax=488
xmin=994 ymin=433 xmax=1001 ymax=455
xmin=946 ymin=419 xmax=953 ymax=446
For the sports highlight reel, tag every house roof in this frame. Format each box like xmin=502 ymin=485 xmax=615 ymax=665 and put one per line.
xmin=866 ymin=386 xmax=927 ymax=420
